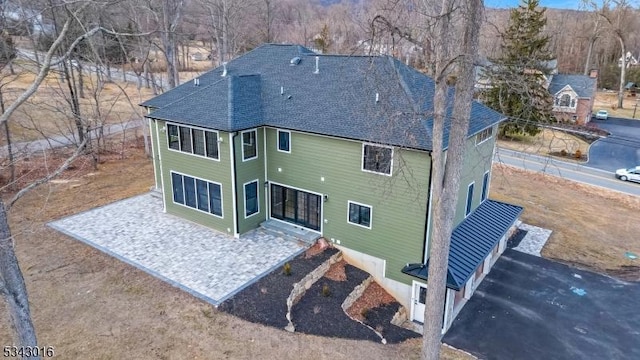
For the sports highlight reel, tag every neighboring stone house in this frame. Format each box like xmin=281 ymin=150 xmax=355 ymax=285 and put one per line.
xmin=548 ymin=70 xmax=598 ymax=124
xmin=141 ymin=44 xmax=522 ymax=332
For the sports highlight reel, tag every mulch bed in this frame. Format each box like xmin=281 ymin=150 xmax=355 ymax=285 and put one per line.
xmin=507 ymin=228 xmax=528 ymax=248
xmin=218 ymin=246 xmax=339 ymax=328
xmin=291 ymin=264 xmax=419 ymax=343
xmin=221 ymin=246 xmax=420 ymax=343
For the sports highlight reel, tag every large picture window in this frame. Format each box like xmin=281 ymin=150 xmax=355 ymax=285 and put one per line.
xmin=244 ymin=180 xmax=259 ymax=217
xmin=362 ymin=144 xmax=392 ymax=175
xmin=171 ymin=171 xmax=223 ymax=217
xmin=166 ymin=123 xmax=219 ymax=160
xmin=348 ymin=201 xmax=372 ymax=229
xmin=242 ymin=130 xmax=257 ymax=160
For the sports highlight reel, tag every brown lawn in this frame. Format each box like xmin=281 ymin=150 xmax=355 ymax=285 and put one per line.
xmin=1 ymin=63 xmax=155 ymax=146
xmin=491 ymin=164 xmax=640 ymax=279
xmin=497 ymin=128 xmax=590 ymax=161
xmin=593 ymin=91 xmax=640 ymax=119
xmin=2 ymin=141 xmax=638 ymax=359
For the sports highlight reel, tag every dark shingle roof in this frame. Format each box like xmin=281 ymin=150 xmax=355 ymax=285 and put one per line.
xmin=142 ymin=44 xmax=505 ymax=151
xmin=549 ymin=74 xmax=596 ymax=98
xmin=402 ymin=199 xmax=523 ymax=290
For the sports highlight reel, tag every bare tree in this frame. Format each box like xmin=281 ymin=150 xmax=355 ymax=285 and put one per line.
xmin=0 ymin=2 xmax=149 ymax=352
xmin=422 ymin=0 xmax=483 ymax=358
xmin=595 ymin=0 xmax=636 ymax=108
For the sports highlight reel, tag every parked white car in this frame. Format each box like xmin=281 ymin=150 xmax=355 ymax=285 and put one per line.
xmin=615 ymin=166 xmax=640 ymax=182
xmin=595 ymin=110 xmax=609 ymax=120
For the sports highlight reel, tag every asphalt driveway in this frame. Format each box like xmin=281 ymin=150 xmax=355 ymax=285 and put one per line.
xmin=443 ymin=249 xmax=640 ymax=360
xmin=587 ymin=117 xmax=640 ymax=172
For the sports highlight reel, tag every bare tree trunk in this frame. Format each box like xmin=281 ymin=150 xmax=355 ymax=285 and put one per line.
xmin=422 ymin=0 xmax=483 ymax=359
xmin=0 ymin=200 xmax=40 ymax=359
xmin=77 ymin=61 xmax=85 ymax=99
xmin=617 ymin=37 xmax=626 ymax=109
xmin=0 ymin=88 xmax=15 ymax=187
xmin=583 ymin=37 xmax=596 ymax=75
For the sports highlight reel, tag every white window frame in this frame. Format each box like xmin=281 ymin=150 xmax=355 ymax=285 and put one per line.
xmin=361 ymin=143 xmax=393 ymax=176
xmin=465 ymin=182 xmax=475 ymax=217
xmin=481 ymin=171 xmax=490 ymax=202
xmin=243 ymin=179 xmax=260 ymax=219
xmin=347 ymin=200 xmax=372 ymax=229
xmin=170 ymin=170 xmax=223 ymax=219
xmin=475 ymin=127 xmax=493 ymax=146
xmin=165 ymin=122 xmax=220 ymax=161
xmin=277 ymin=129 xmax=291 ymax=153
xmin=241 ymin=129 xmax=258 ymax=161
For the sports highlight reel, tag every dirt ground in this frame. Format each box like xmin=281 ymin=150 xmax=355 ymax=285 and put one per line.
xmin=0 ymin=144 xmax=450 ymax=360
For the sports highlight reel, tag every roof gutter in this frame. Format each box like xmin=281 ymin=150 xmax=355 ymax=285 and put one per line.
xmin=422 ymin=151 xmax=434 ymax=264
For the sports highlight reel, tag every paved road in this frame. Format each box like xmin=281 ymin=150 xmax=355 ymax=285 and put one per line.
xmin=495 ymin=148 xmax=640 ymax=196
xmin=16 ymin=48 xmax=167 ymax=91
xmin=0 ymin=120 xmax=144 ymax=158
xmin=444 ymin=249 xmax=640 ymax=360
xmin=587 ymin=117 xmax=640 ymax=172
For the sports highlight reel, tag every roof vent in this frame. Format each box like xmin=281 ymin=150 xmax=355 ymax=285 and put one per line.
xmin=375 ymin=93 xmax=379 ymax=103
xmin=314 ymin=56 xmax=319 ymax=74
xmin=290 ymin=57 xmax=301 ymax=65
xmin=193 ymin=78 xmax=200 ymax=86
xmin=221 ymin=62 xmax=227 ymax=77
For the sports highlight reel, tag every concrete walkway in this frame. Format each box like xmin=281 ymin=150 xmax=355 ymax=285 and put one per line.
xmin=513 ymin=222 xmax=553 ymax=257
xmin=48 ymin=193 xmax=306 ymax=305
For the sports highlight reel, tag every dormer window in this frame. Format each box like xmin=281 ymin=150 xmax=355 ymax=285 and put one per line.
xmin=558 ymin=94 xmax=571 ymax=107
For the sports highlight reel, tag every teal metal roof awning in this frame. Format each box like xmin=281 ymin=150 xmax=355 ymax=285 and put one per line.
xmin=402 ymin=199 xmax=523 ymax=291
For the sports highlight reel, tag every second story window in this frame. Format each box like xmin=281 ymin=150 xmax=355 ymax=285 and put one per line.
xmin=278 ymin=130 xmax=291 ymax=152
xmin=362 ymin=144 xmax=392 ymax=175
xmin=242 ymin=130 xmax=257 ymax=161
xmin=166 ymin=123 xmax=219 ymax=160
xmin=475 ymin=127 xmax=493 ymax=145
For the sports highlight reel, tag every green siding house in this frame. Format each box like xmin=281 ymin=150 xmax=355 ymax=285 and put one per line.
xmin=141 ymin=44 xmax=522 ymax=332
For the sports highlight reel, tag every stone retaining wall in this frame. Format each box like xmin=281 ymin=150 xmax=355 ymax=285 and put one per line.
xmin=284 ymin=251 xmax=342 ymax=332
xmin=340 ymin=276 xmax=386 ymax=344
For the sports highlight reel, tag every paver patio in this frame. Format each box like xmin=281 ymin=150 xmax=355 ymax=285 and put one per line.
xmin=48 ymin=193 xmax=306 ymax=305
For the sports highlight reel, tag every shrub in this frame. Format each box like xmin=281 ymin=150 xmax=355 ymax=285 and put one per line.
xmin=560 ymin=149 xmax=568 ymax=157
xmin=360 ymin=308 xmax=369 ymax=319
xmin=321 ymin=283 xmax=331 ymax=297
xmin=574 ymin=149 xmax=582 ymax=159
xmin=283 ymin=262 xmax=291 ymax=276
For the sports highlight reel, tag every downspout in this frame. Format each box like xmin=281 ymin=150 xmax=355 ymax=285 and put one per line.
xmin=230 ymin=131 xmax=240 ymax=237
xmin=423 ymin=151 xmax=434 ymax=264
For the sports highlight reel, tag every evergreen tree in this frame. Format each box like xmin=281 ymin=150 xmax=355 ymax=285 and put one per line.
xmin=483 ymin=0 xmax=555 ymax=137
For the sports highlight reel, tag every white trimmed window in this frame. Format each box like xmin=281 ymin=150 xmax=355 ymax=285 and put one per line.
xmin=362 ymin=144 xmax=392 ymax=175
xmin=475 ymin=127 xmax=493 ymax=145
xmin=171 ymin=171 xmax=222 ymax=217
xmin=244 ymin=180 xmax=259 ymax=218
xmin=167 ymin=123 xmax=219 ymax=160
xmin=465 ymin=182 xmax=474 ymax=217
xmin=277 ymin=130 xmax=291 ymax=153
xmin=348 ymin=201 xmax=372 ymax=229
xmin=242 ymin=130 xmax=257 ymax=160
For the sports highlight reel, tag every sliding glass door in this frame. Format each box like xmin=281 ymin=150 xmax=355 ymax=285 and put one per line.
xmin=270 ymin=184 xmax=321 ymax=231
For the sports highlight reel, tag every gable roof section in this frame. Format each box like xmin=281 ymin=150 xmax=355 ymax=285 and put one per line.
xmin=142 ymin=44 xmax=505 ymax=151
xmin=549 ymin=74 xmax=596 ymax=98
xmin=401 ymin=199 xmax=523 ymax=290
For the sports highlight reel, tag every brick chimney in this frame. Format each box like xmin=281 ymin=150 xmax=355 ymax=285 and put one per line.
xmin=589 ymin=69 xmax=598 ymax=78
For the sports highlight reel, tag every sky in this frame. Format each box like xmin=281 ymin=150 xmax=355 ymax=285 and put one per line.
xmin=485 ymin=1 xmax=585 ymax=9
